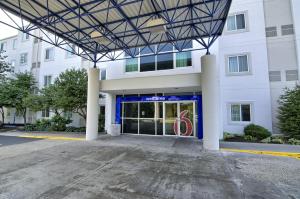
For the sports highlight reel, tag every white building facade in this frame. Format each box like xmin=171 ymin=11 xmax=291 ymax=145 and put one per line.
xmin=0 ymin=0 xmax=299 ymax=138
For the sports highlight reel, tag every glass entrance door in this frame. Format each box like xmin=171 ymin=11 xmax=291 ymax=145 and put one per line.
xmin=164 ymin=101 xmax=195 ymax=137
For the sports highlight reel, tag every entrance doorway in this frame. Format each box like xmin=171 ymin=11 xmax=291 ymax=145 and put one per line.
xmin=121 ymin=100 xmax=196 ymax=137
xmin=164 ymin=101 xmax=195 ymax=137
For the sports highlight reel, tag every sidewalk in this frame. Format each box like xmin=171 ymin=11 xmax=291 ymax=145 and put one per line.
xmin=220 ymin=141 xmax=300 ymax=153
xmin=0 ymin=131 xmax=86 ymax=140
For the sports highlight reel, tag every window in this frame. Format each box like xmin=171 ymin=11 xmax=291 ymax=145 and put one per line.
xmin=44 ymin=75 xmax=52 ymax=87
xmin=10 ymin=60 xmax=16 ymax=73
xmin=281 ymin=24 xmax=294 ymax=36
xmin=286 ymin=70 xmax=298 ymax=81
xmin=227 ymin=13 xmax=246 ymax=31
xmin=0 ymin=42 xmax=6 ymax=52
xmin=42 ymin=108 xmax=50 ymax=118
xmin=100 ymin=69 xmax=106 ymax=80
xmin=22 ymin=33 xmax=29 ymax=41
xmin=269 ymin=71 xmax=281 ymax=82
xmin=125 ymin=58 xmax=138 ymax=72
xmin=66 ymin=44 xmax=76 ymax=58
xmin=45 ymin=47 xmax=54 ymax=61
xmin=20 ymin=53 xmax=28 ymax=65
xmin=125 ymin=41 xmax=192 ymax=72
xmin=228 ymin=55 xmax=249 ymax=73
xmin=64 ymin=111 xmax=72 ymax=119
xmin=266 ymin=27 xmax=277 ymax=37
xmin=230 ymin=104 xmax=251 ymax=122
xmin=176 ymin=51 xmax=192 ymax=68
xmin=157 ymin=43 xmax=173 ymax=70
xmin=13 ymin=39 xmax=17 ymax=49
xmin=140 ymin=46 xmax=156 ymax=72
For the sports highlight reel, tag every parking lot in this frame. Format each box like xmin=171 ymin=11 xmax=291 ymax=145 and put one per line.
xmin=0 ymin=134 xmax=299 ymax=199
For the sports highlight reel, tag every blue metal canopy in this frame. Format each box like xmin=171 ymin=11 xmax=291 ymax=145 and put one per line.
xmin=0 ymin=0 xmax=232 ymax=63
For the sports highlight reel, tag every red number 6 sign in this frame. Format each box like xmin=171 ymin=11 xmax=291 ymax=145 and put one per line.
xmin=173 ymin=110 xmax=193 ymax=136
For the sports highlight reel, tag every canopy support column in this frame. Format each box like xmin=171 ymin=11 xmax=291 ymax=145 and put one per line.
xmin=86 ymin=68 xmax=100 ymax=141
xmin=201 ymin=54 xmax=220 ymax=150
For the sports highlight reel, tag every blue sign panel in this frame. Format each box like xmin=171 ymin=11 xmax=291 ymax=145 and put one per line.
xmin=115 ymin=95 xmax=203 ymax=139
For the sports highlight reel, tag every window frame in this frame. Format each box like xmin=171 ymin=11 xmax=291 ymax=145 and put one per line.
xmin=0 ymin=42 xmax=7 ymax=51
xmin=19 ymin=52 xmax=28 ymax=65
xmin=42 ymin=108 xmax=50 ymax=118
xmin=22 ymin=33 xmax=29 ymax=41
xmin=44 ymin=47 xmax=55 ymax=61
xmin=43 ymin=75 xmax=52 ymax=87
xmin=12 ymin=39 xmax=17 ymax=49
xmin=225 ymin=11 xmax=248 ymax=34
xmin=228 ymin=103 xmax=252 ymax=124
xmin=226 ymin=53 xmax=251 ymax=76
xmin=100 ymin=69 xmax=106 ymax=80
xmin=124 ymin=42 xmax=193 ymax=73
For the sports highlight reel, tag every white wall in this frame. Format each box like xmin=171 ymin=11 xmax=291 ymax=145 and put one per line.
xmin=219 ymin=0 xmax=273 ymax=133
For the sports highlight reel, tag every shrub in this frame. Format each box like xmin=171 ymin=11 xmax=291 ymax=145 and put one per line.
xmin=244 ymin=124 xmax=271 ymax=140
xmin=50 ymin=115 xmax=72 ymax=131
xmin=24 ymin=124 xmax=37 ymax=131
xmin=288 ymin=138 xmax=300 ymax=145
xmin=244 ymin=135 xmax=257 ymax=142
xmin=35 ymin=119 xmax=51 ymax=131
xmin=261 ymin=137 xmax=271 ymax=143
xmin=270 ymin=138 xmax=284 ymax=144
xmin=278 ymin=85 xmax=300 ymax=138
xmin=65 ymin=126 xmax=86 ymax=133
xmin=24 ymin=115 xmax=71 ymax=132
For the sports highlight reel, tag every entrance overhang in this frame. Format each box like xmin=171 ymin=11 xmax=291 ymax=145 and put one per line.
xmin=100 ymin=73 xmax=202 ymax=94
xmin=0 ymin=0 xmax=232 ymax=63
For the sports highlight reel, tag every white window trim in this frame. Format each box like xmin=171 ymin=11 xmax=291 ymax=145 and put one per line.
xmin=227 ymin=102 xmax=253 ymax=125
xmin=44 ymin=47 xmax=55 ymax=61
xmin=0 ymin=42 xmax=7 ymax=51
xmin=224 ymin=11 xmax=249 ymax=35
xmin=100 ymin=68 xmax=107 ymax=80
xmin=225 ymin=53 xmax=251 ymax=76
xmin=19 ymin=53 xmax=28 ymax=65
xmin=22 ymin=33 xmax=29 ymax=42
xmin=44 ymin=75 xmax=52 ymax=87
xmin=13 ymin=39 xmax=17 ymax=49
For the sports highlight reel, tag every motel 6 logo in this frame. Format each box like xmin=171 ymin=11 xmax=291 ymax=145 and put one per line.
xmin=173 ymin=110 xmax=193 ymax=136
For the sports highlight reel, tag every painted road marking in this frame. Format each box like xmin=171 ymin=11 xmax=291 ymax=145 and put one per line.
xmin=18 ymin=135 xmax=84 ymax=141
xmin=222 ymin=148 xmax=300 ymax=160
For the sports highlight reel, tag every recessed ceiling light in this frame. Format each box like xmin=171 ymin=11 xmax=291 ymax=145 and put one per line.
xmin=90 ymin=31 xmax=111 ymax=45
xmin=146 ymin=18 xmax=167 ymax=34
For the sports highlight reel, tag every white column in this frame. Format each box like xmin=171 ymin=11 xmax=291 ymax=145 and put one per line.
xmin=201 ymin=54 xmax=220 ymax=150
xmin=105 ymin=93 xmax=116 ymax=135
xmin=86 ymin=68 xmax=100 ymax=141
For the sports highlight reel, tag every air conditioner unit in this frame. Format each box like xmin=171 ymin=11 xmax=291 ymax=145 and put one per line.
xmin=90 ymin=31 xmax=111 ymax=45
xmin=146 ymin=18 xmax=167 ymax=34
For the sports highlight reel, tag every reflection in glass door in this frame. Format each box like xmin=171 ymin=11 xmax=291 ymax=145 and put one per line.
xmin=163 ymin=101 xmax=195 ymax=137
xmin=164 ymin=103 xmax=178 ymax=135
xmin=179 ymin=102 xmax=194 ymax=137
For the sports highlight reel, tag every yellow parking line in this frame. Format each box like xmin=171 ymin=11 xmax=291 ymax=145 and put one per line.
xmin=18 ymin=135 xmax=84 ymax=141
xmin=222 ymin=148 xmax=300 ymax=160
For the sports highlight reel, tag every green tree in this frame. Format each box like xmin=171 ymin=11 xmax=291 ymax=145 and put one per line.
xmin=0 ymin=80 xmax=13 ymax=125
xmin=278 ymin=85 xmax=300 ymax=138
xmin=5 ymin=72 xmax=36 ymax=125
xmin=0 ymin=52 xmax=12 ymax=126
xmin=53 ymin=69 xmax=88 ymax=120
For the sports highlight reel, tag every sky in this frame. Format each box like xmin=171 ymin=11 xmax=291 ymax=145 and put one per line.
xmin=0 ymin=10 xmax=21 ymax=40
